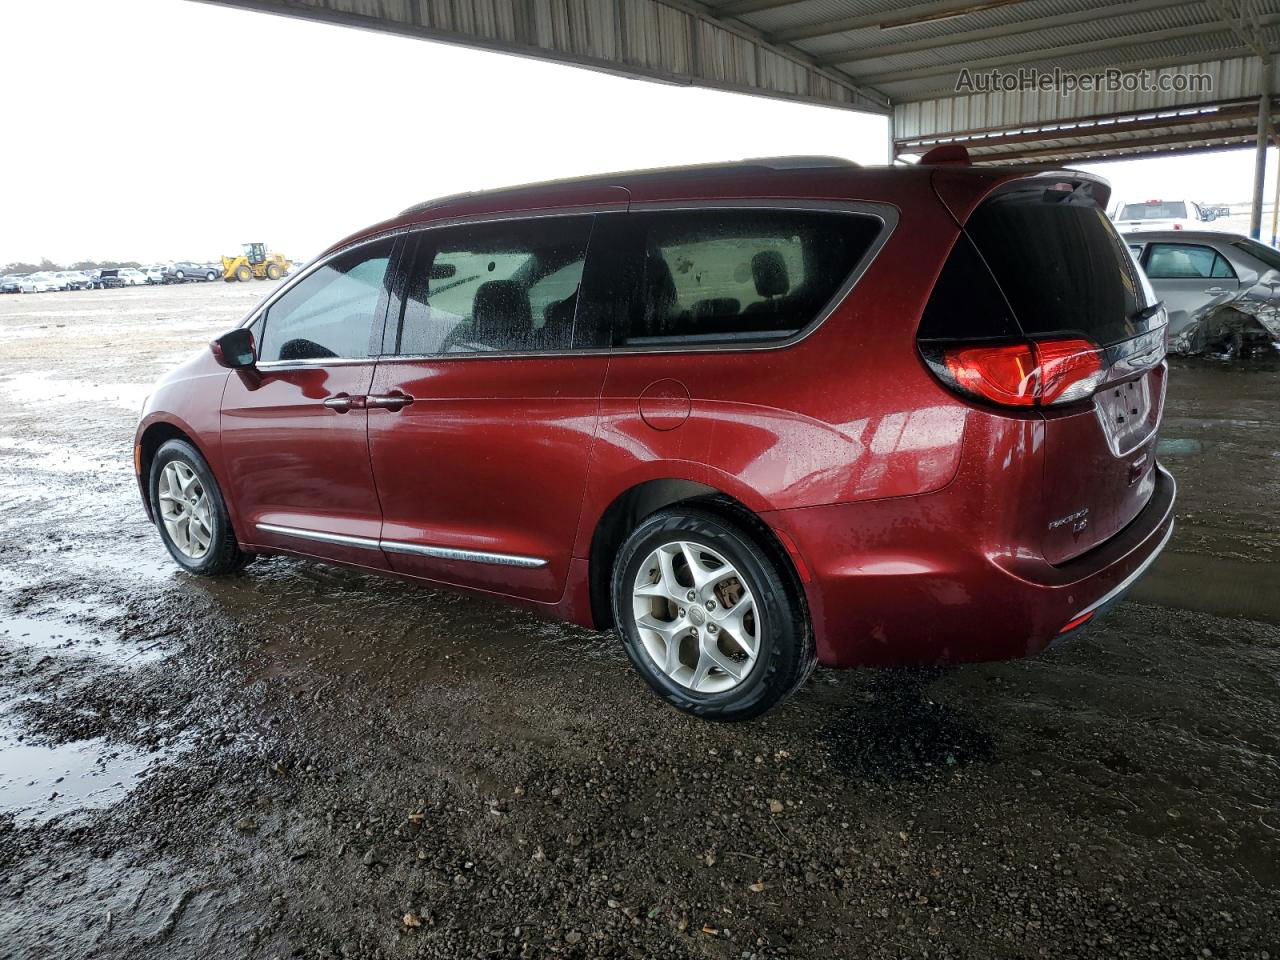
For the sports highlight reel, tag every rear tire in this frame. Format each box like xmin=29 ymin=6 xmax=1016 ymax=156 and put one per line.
xmin=611 ymin=507 xmax=814 ymax=721
xmin=265 ymin=262 xmax=282 ymax=280
xmin=149 ymin=439 xmax=247 ymax=576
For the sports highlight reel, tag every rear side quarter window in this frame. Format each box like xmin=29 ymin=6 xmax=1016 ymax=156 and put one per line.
xmin=604 ymin=209 xmax=884 ymax=347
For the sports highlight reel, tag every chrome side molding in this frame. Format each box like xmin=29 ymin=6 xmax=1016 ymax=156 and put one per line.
xmin=256 ymin=523 xmax=380 ymax=549
xmin=255 ymin=523 xmax=547 ymax=569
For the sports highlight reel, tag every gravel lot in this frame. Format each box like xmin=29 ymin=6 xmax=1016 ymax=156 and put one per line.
xmin=1 ymin=282 xmax=1278 ymax=959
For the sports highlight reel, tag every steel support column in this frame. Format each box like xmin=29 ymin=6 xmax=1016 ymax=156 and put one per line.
xmin=1251 ymin=54 xmax=1273 ymax=239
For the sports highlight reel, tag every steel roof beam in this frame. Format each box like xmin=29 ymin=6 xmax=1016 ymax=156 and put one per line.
xmin=965 ymin=124 xmax=1265 ymax=161
xmin=716 ymin=0 xmax=816 ymax=15
xmin=896 ymin=101 xmax=1269 ymax=149
xmin=816 ymin=0 xmax=1198 ymax=67
xmin=765 ymin=0 xmax=1029 ymax=44
xmin=894 ymin=96 xmax=1263 ymax=144
xmin=858 ymin=16 xmax=1280 ymax=85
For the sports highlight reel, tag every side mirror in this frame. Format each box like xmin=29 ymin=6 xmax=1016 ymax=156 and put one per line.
xmin=211 ymin=327 xmax=257 ymax=369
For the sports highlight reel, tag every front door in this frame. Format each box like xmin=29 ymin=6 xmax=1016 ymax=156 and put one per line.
xmin=367 ymin=214 xmax=610 ymax=602
xmin=220 ymin=236 xmax=397 ymax=569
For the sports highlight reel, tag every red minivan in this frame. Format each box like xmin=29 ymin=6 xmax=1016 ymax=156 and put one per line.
xmin=135 ymin=157 xmax=1175 ymax=720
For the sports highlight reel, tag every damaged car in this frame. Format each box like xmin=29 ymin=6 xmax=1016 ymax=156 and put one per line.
xmin=1125 ymin=230 xmax=1280 ymax=356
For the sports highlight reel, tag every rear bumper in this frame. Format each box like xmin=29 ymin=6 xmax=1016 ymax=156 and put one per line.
xmin=766 ymin=464 xmax=1176 ymax=668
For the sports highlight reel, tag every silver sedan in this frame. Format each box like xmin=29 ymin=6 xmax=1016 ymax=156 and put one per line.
xmin=1124 ymin=229 xmax=1280 ymax=356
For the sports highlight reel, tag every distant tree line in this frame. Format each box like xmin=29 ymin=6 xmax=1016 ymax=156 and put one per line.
xmin=2 ymin=258 xmax=144 ymax=274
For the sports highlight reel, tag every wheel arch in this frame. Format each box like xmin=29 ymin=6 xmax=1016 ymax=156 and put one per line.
xmin=585 ymin=478 xmax=808 ymax=632
xmin=137 ymin=420 xmax=213 ymax=519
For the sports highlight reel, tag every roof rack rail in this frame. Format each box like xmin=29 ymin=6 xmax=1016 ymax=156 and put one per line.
xmin=399 ymin=155 xmax=862 ymax=216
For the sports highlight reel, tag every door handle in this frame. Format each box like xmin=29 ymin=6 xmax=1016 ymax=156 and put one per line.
xmin=323 ymin=393 xmax=362 ymax=412
xmin=1204 ymin=286 xmax=1230 ymax=294
xmin=366 ymin=392 xmax=415 ymax=411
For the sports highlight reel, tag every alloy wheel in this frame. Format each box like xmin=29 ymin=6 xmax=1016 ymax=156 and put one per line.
xmin=631 ymin=540 xmax=760 ymax=693
xmin=157 ymin=460 xmax=213 ymax=559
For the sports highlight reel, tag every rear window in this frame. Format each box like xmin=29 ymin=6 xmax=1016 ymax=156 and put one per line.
xmin=1118 ymin=201 xmax=1188 ymax=220
xmin=1233 ymin=237 xmax=1280 ymax=272
xmin=965 ymin=184 xmax=1157 ymax=346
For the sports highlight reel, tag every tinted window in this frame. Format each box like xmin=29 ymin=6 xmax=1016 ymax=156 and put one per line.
xmin=1118 ymin=202 xmax=1188 ymax=220
xmin=612 ymin=210 xmax=882 ymax=345
xmin=394 ymin=216 xmax=594 ymax=355
xmin=916 ymin=233 xmax=1020 ymax=342
xmin=258 ymin=239 xmax=392 ymax=362
xmin=1144 ymin=243 xmax=1236 ymax=280
xmin=967 ymin=185 xmax=1156 ymax=346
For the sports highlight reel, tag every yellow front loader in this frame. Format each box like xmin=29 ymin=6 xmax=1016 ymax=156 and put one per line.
xmin=222 ymin=242 xmax=290 ymax=282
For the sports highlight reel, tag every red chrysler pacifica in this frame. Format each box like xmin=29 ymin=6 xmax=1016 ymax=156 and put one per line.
xmin=135 ymin=157 xmax=1175 ymax=720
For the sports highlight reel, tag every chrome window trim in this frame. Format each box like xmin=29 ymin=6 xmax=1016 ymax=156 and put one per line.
xmin=256 ymin=357 xmax=373 ymax=370
xmin=255 ymin=523 xmax=547 ymax=569
xmin=373 ymin=198 xmax=899 ymax=364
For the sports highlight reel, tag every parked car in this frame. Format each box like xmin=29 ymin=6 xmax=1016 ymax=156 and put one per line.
xmin=114 ymin=267 xmax=147 ymax=286
xmin=0 ymin=275 xmax=24 ymax=294
xmin=1125 ymin=229 xmax=1280 ymax=355
xmin=1112 ymin=199 xmax=1218 ymax=233
xmin=164 ymin=261 xmax=219 ymax=283
xmin=91 ymin=269 xmax=125 ymax=289
xmin=19 ymin=272 xmax=62 ymax=293
xmin=135 ymin=158 xmax=1175 ymax=720
xmin=143 ymin=266 xmax=166 ymax=284
xmin=55 ymin=270 xmax=93 ymax=290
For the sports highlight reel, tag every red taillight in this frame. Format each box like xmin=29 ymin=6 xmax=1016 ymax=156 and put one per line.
xmin=944 ymin=343 xmax=1038 ymax=406
xmin=929 ymin=338 xmax=1104 ymax=408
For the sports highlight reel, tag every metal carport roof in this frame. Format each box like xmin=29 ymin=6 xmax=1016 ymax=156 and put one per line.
xmin=193 ymin=0 xmax=1280 ymax=230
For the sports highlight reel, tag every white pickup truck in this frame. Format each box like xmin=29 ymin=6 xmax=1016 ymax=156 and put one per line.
xmin=1112 ymin=199 xmax=1221 ymax=233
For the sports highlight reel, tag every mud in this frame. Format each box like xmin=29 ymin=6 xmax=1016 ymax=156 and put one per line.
xmin=1 ymin=283 xmax=1278 ymax=958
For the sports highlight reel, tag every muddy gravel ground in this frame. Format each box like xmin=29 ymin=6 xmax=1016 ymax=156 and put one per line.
xmin=1 ymin=283 xmax=1278 ymax=960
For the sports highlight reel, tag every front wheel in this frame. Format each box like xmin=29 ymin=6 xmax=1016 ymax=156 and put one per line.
xmin=149 ymin=439 xmax=247 ymax=575
xmin=205 ymin=270 xmax=216 ymax=281
xmin=611 ymin=507 xmax=814 ymax=721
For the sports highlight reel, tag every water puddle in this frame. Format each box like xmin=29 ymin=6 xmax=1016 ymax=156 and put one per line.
xmin=1156 ymin=437 xmax=1204 ymax=456
xmin=0 ymin=370 xmax=148 ymax=410
xmin=0 ymin=613 xmax=163 ymax=664
xmin=0 ymin=436 xmax=127 ymax=475
xmin=0 ymin=714 xmax=162 ymax=825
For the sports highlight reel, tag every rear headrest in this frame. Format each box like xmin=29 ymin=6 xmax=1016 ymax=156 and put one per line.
xmin=751 ymin=251 xmax=789 ymax=298
xmin=472 ymin=280 xmax=531 ymax=341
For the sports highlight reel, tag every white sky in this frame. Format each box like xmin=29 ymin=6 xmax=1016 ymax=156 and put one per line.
xmin=0 ymin=0 xmax=1271 ymax=265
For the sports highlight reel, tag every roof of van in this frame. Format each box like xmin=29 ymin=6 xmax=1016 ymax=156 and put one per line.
xmin=397 ymin=156 xmax=862 ymax=217
xmin=323 ymin=158 xmax=1108 ymax=257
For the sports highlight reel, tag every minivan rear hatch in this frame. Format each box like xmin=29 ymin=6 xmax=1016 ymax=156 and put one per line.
xmin=923 ymin=174 xmax=1167 ymax=564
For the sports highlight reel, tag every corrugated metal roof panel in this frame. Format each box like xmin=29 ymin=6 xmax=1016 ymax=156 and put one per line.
xmin=207 ymin=0 xmax=1280 ymax=158
xmin=894 ymin=55 xmax=1268 ymax=139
